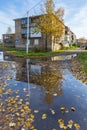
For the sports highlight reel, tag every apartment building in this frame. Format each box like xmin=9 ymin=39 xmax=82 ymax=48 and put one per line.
xmin=14 ymin=15 xmax=65 ymax=51
xmin=14 ymin=15 xmax=76 ymax=51
xmin=14 ymin=16 xmax=46 ymax=51
xmin=65 ymin=26 xmax=76 ymax=44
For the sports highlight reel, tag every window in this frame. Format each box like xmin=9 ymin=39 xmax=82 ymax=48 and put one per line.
xmin=21 ymin=18 xmax=27 ymax=24
xmin=34 ymin=39 xmax=39 ymax=45
xmin=30 ymin=27 xmax=41 ymax=38
xmin=22 ymin=34 xmax=27 ymax=39
xmin=21 ymin=28 xmax=27 ymax=34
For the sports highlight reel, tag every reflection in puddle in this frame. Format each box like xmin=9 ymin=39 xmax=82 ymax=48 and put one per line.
xmin=16 ymin=59 xmax=63 ymax=105
xmin=15 ymin=58 xmax=87 ymax=130
xmin=51 ymin=54 xmax=77 ymax=61
xmin=30 ymin=64 xmax=42 ymax=74
xmin=0 ymin=53 xmax=87 ymax=130
xmin=0 ymin=52 xmax=4 ymax=61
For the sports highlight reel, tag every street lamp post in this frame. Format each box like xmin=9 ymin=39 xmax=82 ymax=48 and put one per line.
xmin=26 ymin=11 xmax=29 ymax=54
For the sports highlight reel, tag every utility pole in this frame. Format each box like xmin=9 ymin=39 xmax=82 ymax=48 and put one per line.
xmin=26 ymin=11 xmax=29 ymax=54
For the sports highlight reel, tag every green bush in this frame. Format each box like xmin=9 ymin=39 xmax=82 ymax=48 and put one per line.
xmin=72 ymin=43 xmax=77 ymax=47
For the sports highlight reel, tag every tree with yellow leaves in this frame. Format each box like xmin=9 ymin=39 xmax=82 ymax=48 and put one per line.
xmin=34 ymin=0 xmax=65 ymax=51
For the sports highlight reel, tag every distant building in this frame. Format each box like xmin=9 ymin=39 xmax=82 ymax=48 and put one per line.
xmin=64 ymin=26 xmax=76 ymax=45
xmin=58 ymin=26 xmax=76 ymax=48
xmin=2 ymin=33 xmax=15 ymax=47
xmin=77 ymin=38 xmax=87 ymax=47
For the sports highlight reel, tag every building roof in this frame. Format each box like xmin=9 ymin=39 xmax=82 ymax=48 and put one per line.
xmin=14 ymin=14 xmax=44 ymax=21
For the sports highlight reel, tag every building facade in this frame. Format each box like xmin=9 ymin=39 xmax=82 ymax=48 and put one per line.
xmin=2 ymin=33 xmax=15 ymax=47
xmin=77 ymin=38 xmax=87 ymax=48
xmin=14 ymin=15 xmax=76 ymax=51
xmin=64 ymin=26 xmax=76 ymax=44
xmin=14 ymin=15 xmax=65 ymax=51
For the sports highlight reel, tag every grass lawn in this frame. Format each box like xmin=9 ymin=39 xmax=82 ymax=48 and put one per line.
xmin=7 ymin=50 xmax=66 ymax=57
xmin=0 ymin=46 xmax=65 ymax=57
xmin=78 ymin=52 xmax=87 ymax=73
xmin=0 ymin=45 xmax=77 ymax=58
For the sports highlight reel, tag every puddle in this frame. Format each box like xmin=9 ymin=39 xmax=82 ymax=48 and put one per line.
xmin=0 ymin=51 xmax=4 ymax=61
xmin=0 ymin=53 xmax=87 ymax=130
xmin=51 ymin=53 xmax=77 ymax=61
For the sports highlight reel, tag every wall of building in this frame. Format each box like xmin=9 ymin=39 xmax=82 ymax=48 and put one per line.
xmin=14 ymin=17 xmax=53 ymax=51
xmin=3 ymin=34 xmax=15 ymax=46
xmin=15 ymin=19 xmax=25 ymax=48
xmin=64 ymin=26 xmax=76 ymax=46
xmin=14 ymin=16 xmax=76 ymax=51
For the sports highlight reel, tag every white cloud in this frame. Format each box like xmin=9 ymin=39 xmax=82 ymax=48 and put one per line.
xmin=1 ymin=0 xmax=87 ymax=40
xmin=0 ymin=1 xmax=39 ymax=39
xmin=0 ymin=11 xmax=15 ymax=39
xmin=65 ymin=4 xmax=87 ymax=38
xmin=0 ymin=3 xmax=21 ymax=39
xmin=0 ymin=0 xmax=44 ymax=39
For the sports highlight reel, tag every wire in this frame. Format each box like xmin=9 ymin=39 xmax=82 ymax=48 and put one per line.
xmin=27 ymin=0 xmax=43 ymax=13
xmin=0 ymin=0 xmax=44 ymax=30
xmin=18 ymin=0 xmax=44 ymax=18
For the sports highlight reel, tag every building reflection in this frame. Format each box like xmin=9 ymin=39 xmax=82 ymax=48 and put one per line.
xmin=16 ymin=59 xmax=63 ymax=104
xmin=51 ymin=54 xmax=77 ymax=61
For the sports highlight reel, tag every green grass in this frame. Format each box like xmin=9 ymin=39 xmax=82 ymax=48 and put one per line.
xmin=10 ymin=50 xmax=65 ymax=57
xmin=0 ymin=45 xmax=77 ymax=58
xmin=78 ymin=52 xmax=87 ymax=73
xmin=0 ymin=46 xmax=65 ymax=57
xmin=0 ymin=45 xmax=16 ymax=51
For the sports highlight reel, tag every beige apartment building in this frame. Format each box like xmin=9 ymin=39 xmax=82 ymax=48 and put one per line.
xmin=64 ymin=26 xmax=76 ymax=44
xmin=14 ymin=15 xmax=76 ymax=51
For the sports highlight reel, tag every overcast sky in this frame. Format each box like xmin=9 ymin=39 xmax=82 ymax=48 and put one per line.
xmin=0 ymin=0 xmax=87 ymax=39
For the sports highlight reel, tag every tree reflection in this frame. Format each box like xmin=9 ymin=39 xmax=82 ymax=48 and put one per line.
xmin=16 ymin=59 xmax=63 ymax=105
xmin=30 ymin=69 xmax=63 ymax=104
